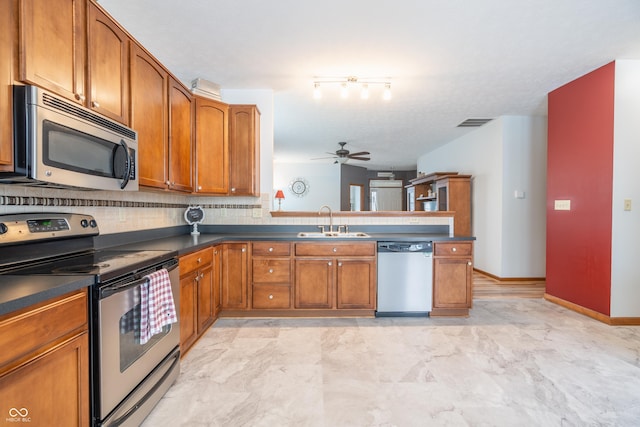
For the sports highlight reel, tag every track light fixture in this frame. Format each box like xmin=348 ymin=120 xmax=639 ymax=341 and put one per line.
xmin=312 ymin=76 xmax=392 ymax=101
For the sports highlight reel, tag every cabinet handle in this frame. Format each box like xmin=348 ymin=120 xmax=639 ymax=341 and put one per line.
xmin=467 ymin=261 xmax=472 ymax=266
xmin=74 ymin=93 xmax=85 ymax=101
xmin=269 ymin=294 xmax=274 ymax=300
xmin=231 ymin=187 xmax=236 ymax=192
xmin=91 ymin=101 xmax=100 ymax=108
xmin=242 ymin=247 xmax=246 ymax=252
xmin=200 ymin=273 xmax=204 ymax=278
xmin=332 ymin=247 xmax=337 ymax=253
xmin=269 ymin=269 xmax=274 ymax=273
xmin=197 ymin=257 xmax=201 ymax=263
xmin=165 ymin=180 xmax=171 ymax=186
xmin=452 ymin=247 xmax=457 ymax=252
xmin=328 ymin=262 xmax=332 ymax=266
xmin=269 ymin=247 xmax=273 ymax=252
xmin=338 ymin=262 xmax=342 ymax=267
xmin=198 ymin=185 xmax=202 ymax=190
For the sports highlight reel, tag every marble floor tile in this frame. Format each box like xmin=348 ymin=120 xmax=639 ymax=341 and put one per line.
xmin=142 ymin=300 xmax=640 ymax=426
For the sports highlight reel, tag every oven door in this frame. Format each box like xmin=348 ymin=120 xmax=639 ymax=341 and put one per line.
xmin=96 ymin=261 xmax=180 ymax=422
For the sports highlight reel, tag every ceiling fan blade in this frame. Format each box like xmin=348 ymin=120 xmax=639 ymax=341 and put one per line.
xmin=348 ymin=151 xmax=370 ymax=157
xmin=348 ymin=156 xmax=370 ymax=161
xmin=311 ymin=156 xmax=337 ymax=160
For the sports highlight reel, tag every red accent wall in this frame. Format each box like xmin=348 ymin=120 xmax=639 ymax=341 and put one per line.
xmin=546 ymin=62 xmax=615 ymax=315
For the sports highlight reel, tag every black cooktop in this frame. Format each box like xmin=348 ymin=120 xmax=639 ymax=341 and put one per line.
xmin=6 ymin=249 xmax=174 ymax=282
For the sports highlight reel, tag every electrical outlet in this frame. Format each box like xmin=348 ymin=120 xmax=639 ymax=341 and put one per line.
xmin=409 ymin=218 xmax=419 ymax=224
xmin=554 ymin=200 xmax=571 ymax=211
xmin=624 ymin=199 xmax=632 ymax=211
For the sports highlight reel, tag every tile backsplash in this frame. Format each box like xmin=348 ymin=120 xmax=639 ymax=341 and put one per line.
xmin=1 ymin=184 xmax=450 ymax=234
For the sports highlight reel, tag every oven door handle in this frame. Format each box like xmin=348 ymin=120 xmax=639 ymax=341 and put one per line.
xmin=100 ymin=276 xmax=149 ymax=299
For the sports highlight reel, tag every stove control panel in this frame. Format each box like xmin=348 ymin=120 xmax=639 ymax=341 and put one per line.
xmin=0 ymin=213 xmax=99 ymax=245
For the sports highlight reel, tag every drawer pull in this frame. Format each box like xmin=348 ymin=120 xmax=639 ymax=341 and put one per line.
xmin=269 ymin=247 xmax=274 ymax=252
xmin=452 ymin=247 xmax=457 ymax=252
xmin=269 ymin=294 xmax=274 ymax=299
xmin=269 ymin=269 xmax=274 ymax=273
xmin=332 ymin=247 xmax=337 ymax=253
xmin=242 ymin=248 xmax=246 ymax=252
xmin=197 ymin=257 xmax=202 ymax=263
xmin=328 ymin=262 xmax=332 ymax=266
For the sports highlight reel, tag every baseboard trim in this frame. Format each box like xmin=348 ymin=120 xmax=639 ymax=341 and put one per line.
xmin=474 ymin=268 xmax=545 ymax=282
xmin=544 ymin=293 xmax=640 ymax=325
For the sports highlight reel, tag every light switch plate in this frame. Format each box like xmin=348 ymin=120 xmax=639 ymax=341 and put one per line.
xmin=554 ymin=200 xmax=571 ymax=211
xmin=624 ymin=199 xmax=632 ymax=211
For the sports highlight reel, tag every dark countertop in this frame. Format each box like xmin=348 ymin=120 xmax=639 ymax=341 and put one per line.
xmin=0 ymin=274 xmax=94 ymax=317
xmin=1 ymin=225 xmax=474 ymax=317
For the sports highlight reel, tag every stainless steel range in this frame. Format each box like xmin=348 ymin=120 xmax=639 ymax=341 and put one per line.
xmin=0 ymin=213 xmax=180 ymax=427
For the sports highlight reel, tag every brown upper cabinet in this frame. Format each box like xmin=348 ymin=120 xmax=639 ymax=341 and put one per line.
xmin=19 ymin=0 xmax=87 ymax=105
xmin=167 ymin=78 xmax=193 ymax=192
xmin=0 ymin=0 xmax=14 ymax=171
xmin=19 ymin=0 xmax=130 ymax=125
xmin=228 ymin=105 xmax=260 ymax=196
xmin=130 ymin=42 xmax=169 ymax=189
xmin=194 ymin=96 xmax=229 ymax=194
xmin=86 ymin=2 xmax=129 ymax=124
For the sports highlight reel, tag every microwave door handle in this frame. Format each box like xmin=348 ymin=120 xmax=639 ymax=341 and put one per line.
xmin=118 ymin=139 xmax=132 ymax=190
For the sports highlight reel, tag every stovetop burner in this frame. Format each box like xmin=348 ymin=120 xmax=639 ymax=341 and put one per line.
xmin=51 ymin=263 xmax=111 ymax=274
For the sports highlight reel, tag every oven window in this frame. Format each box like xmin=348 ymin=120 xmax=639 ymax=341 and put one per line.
xmin=43 ymin=120 xmax=116 ymax=178
xmin=119 ymin=302 xmax=171 ymax=372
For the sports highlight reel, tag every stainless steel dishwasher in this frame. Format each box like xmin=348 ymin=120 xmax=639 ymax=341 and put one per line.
xmin=376 ymin=241 xmax=433 ymax=316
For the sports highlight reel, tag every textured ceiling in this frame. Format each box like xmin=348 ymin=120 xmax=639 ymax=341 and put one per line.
xmin=99 ymin=0 xmax=640 ymax=170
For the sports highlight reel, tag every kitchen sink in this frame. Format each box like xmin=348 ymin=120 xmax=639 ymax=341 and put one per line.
xmin=297 ymin=231 xmax=370 ymax=238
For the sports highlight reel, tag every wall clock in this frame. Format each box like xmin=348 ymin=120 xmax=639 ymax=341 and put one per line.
xmin=289 ymin=177 xmax=310 ymax=197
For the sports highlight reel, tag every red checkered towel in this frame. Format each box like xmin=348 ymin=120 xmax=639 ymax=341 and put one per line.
xmin=140 ymin=268 xmax=177 ymax=345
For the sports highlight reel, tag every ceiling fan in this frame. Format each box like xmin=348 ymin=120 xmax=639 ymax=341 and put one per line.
xmin=312 ymin=142 xmax=371 ymax=164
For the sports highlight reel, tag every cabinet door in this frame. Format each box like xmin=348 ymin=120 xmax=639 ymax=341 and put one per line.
xmin=197 ymin=264 xmax=215 ymax=333
xmin=87 ymin=3 xmax=129 ymax=124
xmin=0 ymin=0 xmax=14 ymax=170
xmin=433 ymin=257 xmax=472 ymax=309
xmin=168 ymin=78 xmax=193 ymax=192
xmin=19 ymin=0 xmax=86 ymax=103
xmin=221 ymin=243 xmax=249 ymax=309
xmin=194 ymin=97 xmax=229 ymax=194
xmin=179 ymin=272 xmax=197 ymax=353
xmin=228 ymin=105 xmax=260 ymax=196
xmin=130 ymin=43 xmax=169 ymax=189
xmin=294 ymin=258 xmax=334 ymax=309
xmin=0 ymin=333 xmax=89 ymax=427
xmin=336 ymin=258 xmax=376 ymax=309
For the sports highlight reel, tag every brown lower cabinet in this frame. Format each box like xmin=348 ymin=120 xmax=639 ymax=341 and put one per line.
xmin=0 ymin=289 xmax=89 ymax=426
xmin=179 ymin=247 xmax=215 ymax=355
xmin=294 ymin=242 xmax=376 ymax=310
xmin=221 ymin=242 xmax=249 ymax=309
xmin=432 ymin=241 xmax=473 ymax=316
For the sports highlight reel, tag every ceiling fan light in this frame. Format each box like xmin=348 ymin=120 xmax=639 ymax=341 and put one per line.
xmin=382 ymin=83 xmax=392 ymax=100
xmin=337 ymin=157 xmax=349 ymax=164
xmin=313 ymin=83 xmax=322 ymax=99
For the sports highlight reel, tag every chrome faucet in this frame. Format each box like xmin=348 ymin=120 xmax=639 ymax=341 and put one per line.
xmin=318 ymin=205 xmax=333 ymax=233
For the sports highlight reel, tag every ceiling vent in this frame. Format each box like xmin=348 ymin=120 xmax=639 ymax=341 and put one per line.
xmin=457 ymin=118 xmax=493 ymax=128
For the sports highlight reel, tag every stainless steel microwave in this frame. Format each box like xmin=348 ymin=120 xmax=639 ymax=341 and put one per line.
xmin=1 ymin=85 xmax=138 ymax=191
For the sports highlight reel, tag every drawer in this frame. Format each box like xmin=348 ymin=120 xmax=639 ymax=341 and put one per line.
xmin=434 ymin=241 xmax=473 ymax=257
xmin=0 ymin=289 xmax=88 ymax=372
xmin=180 ymin=247 xmax=213 ymax=273
xmin=252 ymin=242 xmax=291 ymax=257
xmin=252 ymin=284 xmax=291 ymax=309
xmin=252 ymin=259 xmax=291 ymax=283
xmin=295 ymin=242 xmax=376 ymax=257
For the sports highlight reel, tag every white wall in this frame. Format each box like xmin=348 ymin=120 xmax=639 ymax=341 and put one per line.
xmin=611 ymin=60 xmax=640 ymax=317
xmin=417 ymin=116 xmax=547 ymax=278
xmin=273 ymin=162 xmax=340 ymax=211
